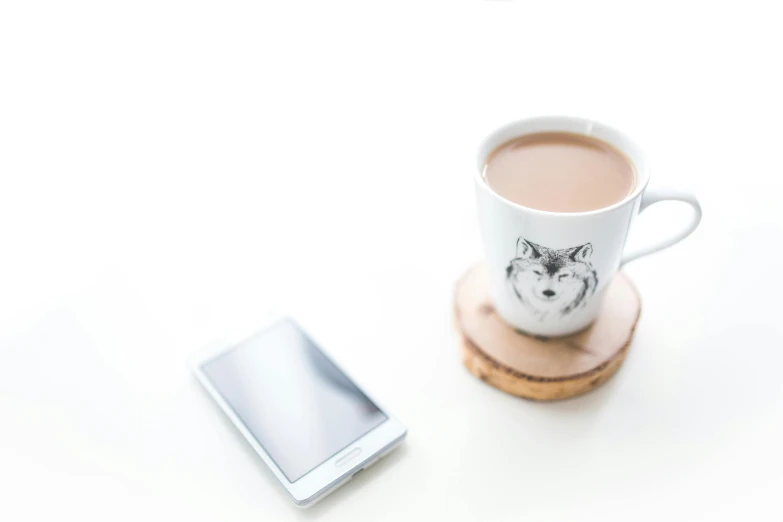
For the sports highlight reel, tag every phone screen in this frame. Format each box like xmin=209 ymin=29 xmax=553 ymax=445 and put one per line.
xmin=200 ymin=318 xmax=387 ymax=482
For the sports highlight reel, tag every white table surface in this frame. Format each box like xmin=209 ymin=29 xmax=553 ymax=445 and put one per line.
xmin=2 ymin=2 xmax=782 ymax=521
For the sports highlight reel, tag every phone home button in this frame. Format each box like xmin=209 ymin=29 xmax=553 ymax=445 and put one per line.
xmin=335 ymin=448 xmax=362 ymax=467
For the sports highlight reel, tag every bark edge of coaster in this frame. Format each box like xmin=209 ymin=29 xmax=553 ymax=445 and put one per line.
xmin=455 ymin=264 xmax=641 ymax=401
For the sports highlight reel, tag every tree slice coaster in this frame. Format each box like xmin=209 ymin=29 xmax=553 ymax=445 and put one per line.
xmin=455 ymin=264 xmax=641 ymax=401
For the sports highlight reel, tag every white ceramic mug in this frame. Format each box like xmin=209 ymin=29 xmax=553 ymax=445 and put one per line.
xmin=475 ymin=116 xmax=702 ymax=337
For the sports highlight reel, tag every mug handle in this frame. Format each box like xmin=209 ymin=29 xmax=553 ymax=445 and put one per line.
xmin=620 ymin=187 xmax=702 ymax=267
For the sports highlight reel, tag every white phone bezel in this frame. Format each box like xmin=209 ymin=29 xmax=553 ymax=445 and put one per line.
xmin=190 ymin=314 xmax=407 ymax=507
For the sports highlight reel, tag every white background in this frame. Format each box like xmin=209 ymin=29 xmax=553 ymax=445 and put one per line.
xmin=1 ymin=1 xmax=782 ymax=521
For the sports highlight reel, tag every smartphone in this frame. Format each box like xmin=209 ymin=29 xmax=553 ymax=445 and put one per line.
xmin=192 ymin=316 xmax=407 ymax=508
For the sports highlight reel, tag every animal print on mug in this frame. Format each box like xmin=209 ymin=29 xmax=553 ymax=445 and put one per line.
xmin=506 ymin=238 xmax=598 ymax=319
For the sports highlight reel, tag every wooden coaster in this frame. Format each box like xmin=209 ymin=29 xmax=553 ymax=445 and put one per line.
xmin=455 ymin=264 xmax=641 ymax=401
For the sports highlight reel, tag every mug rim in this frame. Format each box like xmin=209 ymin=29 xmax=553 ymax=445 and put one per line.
xmin=475 ymin=115 xmax=651 ymax=218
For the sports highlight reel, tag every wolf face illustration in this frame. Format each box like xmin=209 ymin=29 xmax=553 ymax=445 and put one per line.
xmin=506 ymin=238 xmax=598 ymax=319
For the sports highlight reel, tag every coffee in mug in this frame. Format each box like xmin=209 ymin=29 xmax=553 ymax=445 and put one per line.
xmin=482 ymin=132 xmax=636 ymax=213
